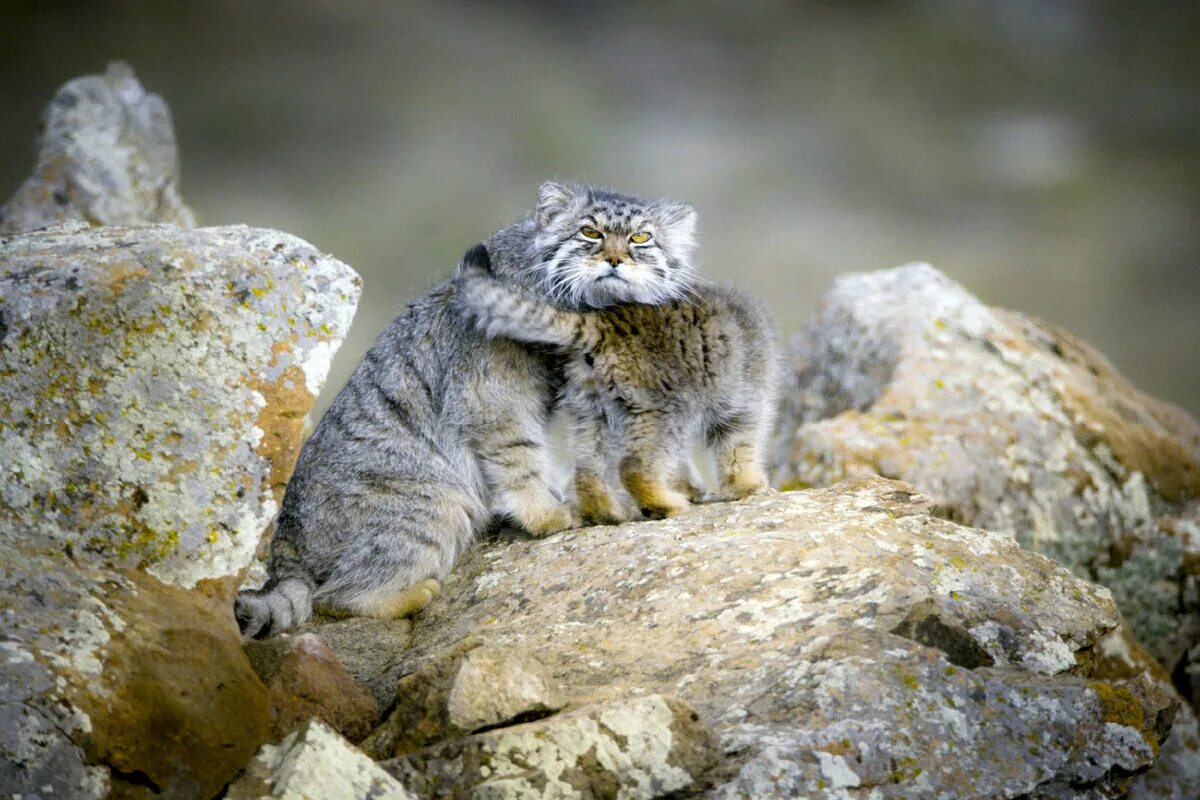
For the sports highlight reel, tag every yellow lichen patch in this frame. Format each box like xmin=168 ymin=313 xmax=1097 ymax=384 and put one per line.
xmin=1060 ymin=380 xmax=1200 ymax=503
xmin=1088 ymin=681 xmax=1157 ymax=755
xmin=247 ymin=338 xmax=315 ymax=505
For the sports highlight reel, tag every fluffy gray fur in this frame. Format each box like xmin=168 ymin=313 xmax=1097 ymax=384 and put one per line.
xmin=454 ymin=185 xmax=779 ymax=522
xmin=235 ymin=181 xmax=699 ymax=638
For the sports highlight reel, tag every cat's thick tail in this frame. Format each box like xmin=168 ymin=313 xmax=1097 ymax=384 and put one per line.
xmin=234 ymin=574 xmax=313 ymax=639
xmin=454 ymin=243 xmax=584 ymax=348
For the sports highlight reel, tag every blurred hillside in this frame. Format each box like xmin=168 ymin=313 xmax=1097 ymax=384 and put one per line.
xmin=3 ymin=0 xmax=1197 ymax=416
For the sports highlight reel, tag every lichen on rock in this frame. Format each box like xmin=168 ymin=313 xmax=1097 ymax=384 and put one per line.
xmin=0 ymin=541 xmax=270 ymax=799
xmin=770 ymin=263 xmax=1200 ymax=706
xmin=227 ymin=719 xmax=416 ymax=800
xmin=360 ymin=636 xmax=567 ymax=760
xmin=0 ymin=223 xmax=361 ymax=590
xmin=394 ymin=479 xmax=1185 ymax=798
xmin=381 ymin=693 xmax=717 ymax=800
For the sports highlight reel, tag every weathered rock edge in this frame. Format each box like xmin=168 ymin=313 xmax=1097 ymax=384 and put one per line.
xmin=399 ymin=479 xmax=1183 ymax=798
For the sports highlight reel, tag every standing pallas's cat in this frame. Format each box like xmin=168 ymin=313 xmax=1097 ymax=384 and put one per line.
xmin=455 ymin=232 xmax=778 ymax=523
xmin=236 ymin=181 xmax=701 ymax=637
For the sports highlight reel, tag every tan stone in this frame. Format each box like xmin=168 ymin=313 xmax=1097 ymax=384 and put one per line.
xmin=360 ymin=636 xmax=566 ymax=760
xmin=381 ymin=694 xmax=716 ymax=800
xmin=244 ymin=632 xmax=379 ymax=743
xmin=228 ymin=719 xmax=415 ymax=800
xmin=0 ymin=543 xmax=269 ymax=799
xmin=395 ymin=479 xmax=1185 ymax=798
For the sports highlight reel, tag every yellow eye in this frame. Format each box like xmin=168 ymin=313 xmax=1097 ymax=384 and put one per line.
xmin=580 ymin=227 xmax=603 ymax=240
xmin=629 ymin=232 xmax=652 ymax=244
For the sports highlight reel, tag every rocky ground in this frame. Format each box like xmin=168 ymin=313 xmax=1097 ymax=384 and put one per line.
xmin=2 ymin=65 xmax=1197 ymax=800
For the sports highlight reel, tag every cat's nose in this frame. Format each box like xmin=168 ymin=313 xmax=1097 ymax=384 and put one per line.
xmin=605 ymin=255 xmax=621 ymax=267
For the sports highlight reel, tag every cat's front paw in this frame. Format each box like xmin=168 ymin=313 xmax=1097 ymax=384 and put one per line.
xmin=519 ymin=503 xmax=577 ymax=538
xmin=576 ymin=473 xmax=630 ymax=526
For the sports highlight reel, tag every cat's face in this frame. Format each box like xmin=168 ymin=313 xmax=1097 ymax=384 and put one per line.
xmin=531 ymin=181 xmax=697 ymax=308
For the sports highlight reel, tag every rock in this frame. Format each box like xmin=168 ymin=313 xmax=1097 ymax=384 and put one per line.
xmin=397 ymin=479 xmax=1185 ymax=798
xmin=381 ymin=694 xmax=716 ymax=800
xmin=361 ymin=636 xmax=567 ymax=760
xmin=1087 ymin=624 xmax=1200 ymax=799
xmin=0 ymin=541 xmax=269 ymax=799
xmin=0 ymin=223 xmax=361 ymax=591
xmin=227 ymin=718 xmax=415 ymax=800
xmin=244 ymin=632 xmax=379 ymax=743
xmin=299 ymin=616 xmax=415 ymax=708
xmin=769 ymin=263 xmax=1200 ymax=703
xmin=0 ymin=62 xmax=195 ymax=233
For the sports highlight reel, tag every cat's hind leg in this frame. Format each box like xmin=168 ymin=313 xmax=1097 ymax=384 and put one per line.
xmin=705 ymin=404 xmax=770 ymax=501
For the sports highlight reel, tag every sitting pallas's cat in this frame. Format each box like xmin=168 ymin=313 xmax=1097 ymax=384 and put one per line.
xmin=236 ymin=181 xmax=702 ymax=638
xmin=454 ymin=190 xmax=779 ymax=522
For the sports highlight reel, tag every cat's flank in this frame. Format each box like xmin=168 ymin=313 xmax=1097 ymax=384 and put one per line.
xmin=236 ymin=181 xmax=701 ymax=638
xmin=455 ymin=241 xmax=779 ymax=523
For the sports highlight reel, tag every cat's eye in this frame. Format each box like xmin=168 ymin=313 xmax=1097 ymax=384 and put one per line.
xmin=579 ymin=227 xmax=603 ymax=240
xmin=629 ymin=232 xmax=652 ymax=244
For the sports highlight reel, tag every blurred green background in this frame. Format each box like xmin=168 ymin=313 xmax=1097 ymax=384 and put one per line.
xmin=3 ymin=0 xmax=1197 ymax=416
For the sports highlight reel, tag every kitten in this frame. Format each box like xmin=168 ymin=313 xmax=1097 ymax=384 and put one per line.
xmin=235 ymin=181 xmax=698 ymax=638
xmin=454 ymin=187 xmax=778 ymax=522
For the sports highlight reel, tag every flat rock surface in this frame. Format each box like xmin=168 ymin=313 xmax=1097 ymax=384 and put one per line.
xmin=0 ymin=223 xmax=360 ymax=590
xmin=398 ymin=479 xmax=1183 ymax=799
xmin=770 ymin=263 xmax=1200 ymax=704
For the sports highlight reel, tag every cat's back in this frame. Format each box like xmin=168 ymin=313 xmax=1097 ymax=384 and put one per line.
xmin=592 ymin=283 xmax=770 ymax=362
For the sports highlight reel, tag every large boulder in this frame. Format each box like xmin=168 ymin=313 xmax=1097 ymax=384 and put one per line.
xmin=394 ymin=479 xmax=1188 ymax=798
xmin=770 ymin=263 xmax=1200 ymax=702
xmin=0 ymin=223 xmax=361 ymax=591
xmin=0 ymin=221 xmax=360 ymax=797
xmin=0 ymin=62 xmax=195 ymax=233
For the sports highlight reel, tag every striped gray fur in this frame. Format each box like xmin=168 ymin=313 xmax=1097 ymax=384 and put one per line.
xmin=454 ymin=183 xmax=779 ymax=523
xmin=235 ymin=181 xmax=699 ymax=638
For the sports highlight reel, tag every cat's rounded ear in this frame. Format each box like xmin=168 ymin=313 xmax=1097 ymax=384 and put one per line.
xmin=660 ymin=201 xmax=698 ymax=251
xmin=536 ymin=181 xmax=576 ymax=227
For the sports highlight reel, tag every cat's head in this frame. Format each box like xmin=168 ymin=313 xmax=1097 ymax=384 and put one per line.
xmin=530 ymin=181 xmax=697 ymax=308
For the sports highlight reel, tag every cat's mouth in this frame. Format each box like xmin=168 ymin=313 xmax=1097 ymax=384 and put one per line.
xmin=596 ymin=272 xmax=628 ymax=283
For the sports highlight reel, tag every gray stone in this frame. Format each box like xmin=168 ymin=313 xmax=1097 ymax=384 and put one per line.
xmin=381 ymin=694 xmax=716 ymax=800
xmin=228 ymin=719 xmax=415 ymax=800
xmin=0 ymin=223 xmax=360 ymax=590
xmin=301 ymin=615 xmax=415 ymax=708
xmin=360 ymin=636 xmax=567 ymax=760
xmin=1 ymin=62 xmax=196 ymax=233
xmin=770 ymin=263 xmax=1200 ymax=706
xmin=397 ymin=479 xmax=1184 ymax=798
